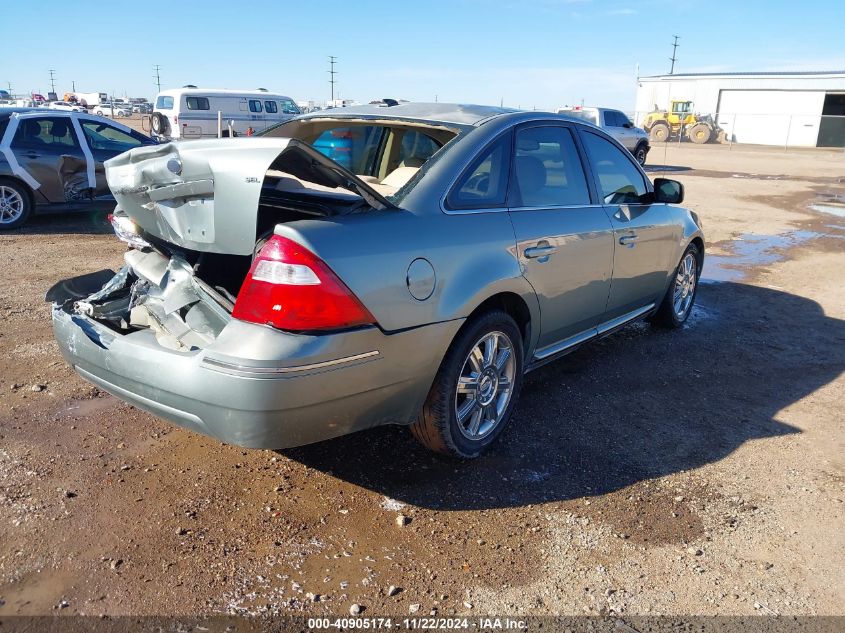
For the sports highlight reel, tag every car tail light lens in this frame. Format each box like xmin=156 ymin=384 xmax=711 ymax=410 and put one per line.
xmin=108 ymin=213 xmax=151 ymax=250
xmin=232 ymin=235 xmax=375 ymax=332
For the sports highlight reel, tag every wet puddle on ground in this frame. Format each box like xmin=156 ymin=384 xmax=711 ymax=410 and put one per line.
xmin=808 ymin=191 xmax=845 ymax=218
xmin=701 ymin=231 xmax=823 ymax=282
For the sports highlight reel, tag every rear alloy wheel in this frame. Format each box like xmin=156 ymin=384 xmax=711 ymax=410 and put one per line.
xmin=652 ymin=243 xmax=701 ymax=328
xmin=0 ymin=180 xmax=32 ymax=230
xmin=411 ymin=310 xmax=524 ymax=458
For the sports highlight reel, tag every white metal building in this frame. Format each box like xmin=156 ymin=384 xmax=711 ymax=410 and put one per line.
xmin=635 ymin=71 xmax=845 ymax=147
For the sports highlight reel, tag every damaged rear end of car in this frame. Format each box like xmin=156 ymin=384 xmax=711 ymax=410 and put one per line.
xmin=49 ymin=137 xmax=441 ymax=449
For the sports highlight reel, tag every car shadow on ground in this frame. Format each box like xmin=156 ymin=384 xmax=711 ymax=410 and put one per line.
xmin=283 ymin=282 xmax=844 ymax=510
xmin=9 ymin=210 xmax=112 ymax=236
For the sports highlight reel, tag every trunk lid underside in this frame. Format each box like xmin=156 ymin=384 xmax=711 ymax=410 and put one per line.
xmin=105 ymin=137 xmax=394 ymax=257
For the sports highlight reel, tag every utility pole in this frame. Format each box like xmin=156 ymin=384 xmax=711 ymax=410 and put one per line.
xmin=328 ymin=56 xmax=337 ymax=102
xmin=72 ymin=80 xmax=76 ymax=92
xmin=153 ymin=65 xmax=162 ymax=93
xmin=669 ymin=35 xmax=680 ymax=74
xmin=48 ymin=69 xmax=56 ymax=94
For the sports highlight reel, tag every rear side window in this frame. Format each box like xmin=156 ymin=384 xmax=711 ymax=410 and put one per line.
xmin=604 ymin=110 xmax=630 ymax=127
xmin=249 ymin=100 xmax=263 ymax=113
xmin=265 ymin=100 xmax=278 ymax=113
xmin=447 ymin=131 xmax=512 ymax=210
xmin=580 ymin=130 xmax=647 ymax=204
xmin=185 ymin=96 xmax=209 ymax=110
xmin=11 ymin=117 xmax=80 ymax=149
xmin=564 ymin=110 xmax=598 ymax=126
xmin=155 ymin=95 xmax=174 ymax=109
xmin=511 ymin=126 xmax=590 ymax=208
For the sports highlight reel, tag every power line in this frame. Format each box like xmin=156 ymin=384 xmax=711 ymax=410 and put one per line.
xmin=328 ymin=56 xmax=337 ymax=102
xmin=669 ymin=35 xmax=680 ymax=74
xmin=153 ymin=65 xmax=162 ymax=93
xmin=48 ymin=69 xmax=56 ymax=94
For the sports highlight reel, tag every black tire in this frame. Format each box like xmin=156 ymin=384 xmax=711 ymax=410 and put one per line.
xmin=688 ymin=123 xmax=711 ymax=144
xmin=651 ymin=243 xmax=701 ymax=328
xmin=150 ymin=112 xmax=170 ymax=135
xmin=411 ymin=310 xmax=524 ymax=458
xmin=649 ymin=122 xmax=670 ymax=143
xmin=0 ymin=177 xmax=33 ymax=230
xmin=634 ymin=143 xmax=648 ymax=166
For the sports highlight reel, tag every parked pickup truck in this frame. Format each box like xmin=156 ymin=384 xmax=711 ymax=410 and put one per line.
xmin=557 ymin=106 xmax=650 ymax=165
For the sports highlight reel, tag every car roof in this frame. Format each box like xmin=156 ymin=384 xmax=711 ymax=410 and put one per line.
xmin=0 ymin=108 xmax=145 ymax=135
xmin=298 ymin=102 xmax=522 ymax=128
xmin=0 ymin=107 xmax=81 ymax=119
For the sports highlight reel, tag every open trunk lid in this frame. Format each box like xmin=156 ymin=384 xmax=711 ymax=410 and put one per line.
xmin=105 ymin=137 xmax=396 ymax=256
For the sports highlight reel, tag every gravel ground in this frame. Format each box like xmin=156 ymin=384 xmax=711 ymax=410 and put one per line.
xmin=0 ymin=143 xmax=843 ymax=618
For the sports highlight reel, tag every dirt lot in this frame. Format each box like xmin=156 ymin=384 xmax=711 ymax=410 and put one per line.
xmin=0 ymin=143 xmax=843 ymax=618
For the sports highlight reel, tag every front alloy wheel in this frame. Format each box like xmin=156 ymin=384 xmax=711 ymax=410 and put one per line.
xmin=652 ymin=242 xmax=701 ymax=328
xmin=673 ymin=251 xmax=698 ymax=320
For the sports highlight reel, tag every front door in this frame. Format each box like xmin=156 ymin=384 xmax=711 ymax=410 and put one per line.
xmin=507 ymin=124 xmax=615 ymax=351
xmin=579 ymin=129 xmax=679 ymax=321
xmin=78 ymin=119 xmax=151 ymax=199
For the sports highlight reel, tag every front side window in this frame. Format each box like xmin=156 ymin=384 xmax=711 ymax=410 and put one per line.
xmin=249 ymin=99 xmax=263 ymax=113
xmin=12 ymin=117 xmax=79 ymax=149
xmin=155 ymin=95 xmax=174 ymax=109
xmin=265 ymin=100 xmax=278 ymax=114
xmin=447 ymin=131 xmax=512 ymax=210
xmin=185 ymin=96 xmax=209 ymax=110
xmin=279 ymin=99 xmax=300 ymax=114
xmin=81 ymin=121 xmax=147 ymax=151
xmin=511 ymin=126 xmax=590 ymax=208
xmin=580 ymin=130 xmax=647 ymax=204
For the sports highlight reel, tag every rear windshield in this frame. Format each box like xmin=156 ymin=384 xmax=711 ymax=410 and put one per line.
xmin=562 ymin=110 xmax=598 ymax=125
xmin=155 ymin=95 xmax=174 ymax=110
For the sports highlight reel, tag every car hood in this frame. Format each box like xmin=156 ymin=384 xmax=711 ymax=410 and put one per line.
xmin=104 ymin=137 xmax=395 ymax=256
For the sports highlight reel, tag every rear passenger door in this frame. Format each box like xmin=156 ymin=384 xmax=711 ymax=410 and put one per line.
xmin=507 ymin=123 xmax=615 ymax=353
xmin=579 ymin=129 xmax=679 ymax=320
xmin=10 ymin=116 xmax=85 ymax=203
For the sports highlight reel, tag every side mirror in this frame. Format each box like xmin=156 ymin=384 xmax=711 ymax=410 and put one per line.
xmin=623 ymin=122 xmax=633 ymax=129
xmin=653 ymin=178 xmax=684 ymax=204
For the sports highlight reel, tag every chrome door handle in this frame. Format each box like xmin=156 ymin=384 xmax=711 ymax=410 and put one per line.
xmin=619 ymin=234 xmax=638 ymax=246
xmin=524 ymin=245 xmax=558 ymax=259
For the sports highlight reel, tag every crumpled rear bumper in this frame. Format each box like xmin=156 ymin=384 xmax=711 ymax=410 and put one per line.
xmin=52 ymin=293 xmax=460 ymax=449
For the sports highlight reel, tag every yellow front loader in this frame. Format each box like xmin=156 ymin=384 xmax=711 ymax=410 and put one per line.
xmin=642 ymin=100 xmax=718 ymax=143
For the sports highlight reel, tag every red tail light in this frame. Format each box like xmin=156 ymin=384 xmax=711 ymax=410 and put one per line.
xmin=232 ymin=235 xmax=375 ymax=332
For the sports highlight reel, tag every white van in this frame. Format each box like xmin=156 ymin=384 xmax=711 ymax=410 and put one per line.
xmin=150 ymin=88 xmax=301 ymax=140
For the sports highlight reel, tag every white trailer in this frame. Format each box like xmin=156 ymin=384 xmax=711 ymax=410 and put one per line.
xmin=73 ymin=92 xmax=108 ymax=107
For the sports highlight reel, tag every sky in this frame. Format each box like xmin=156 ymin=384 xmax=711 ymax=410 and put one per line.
xmin=2 ymin=0 xmax=844 ymax=111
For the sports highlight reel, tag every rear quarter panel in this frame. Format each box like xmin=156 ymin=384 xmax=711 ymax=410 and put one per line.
xmin=275 ymin=208 xmax=540 ymax=347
